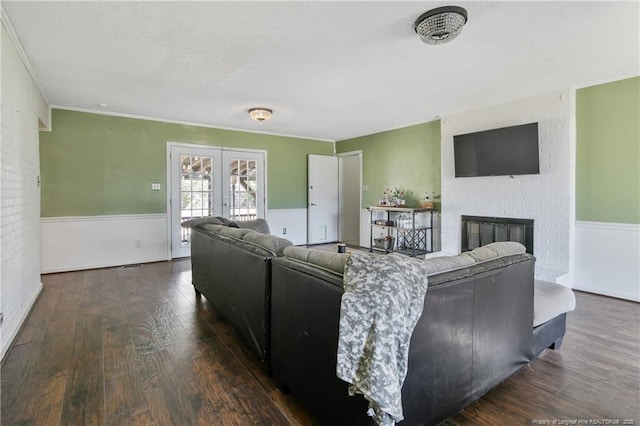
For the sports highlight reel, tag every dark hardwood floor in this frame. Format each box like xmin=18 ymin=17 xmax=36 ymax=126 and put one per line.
xmin=1 ymin=259 xmax=638 ymax=425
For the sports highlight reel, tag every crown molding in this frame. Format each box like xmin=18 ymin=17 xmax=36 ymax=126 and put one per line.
xmin=51 ymin=105 xmax=335 ymax=143
xmin=1 ymin=6 xmax=50 ymax=107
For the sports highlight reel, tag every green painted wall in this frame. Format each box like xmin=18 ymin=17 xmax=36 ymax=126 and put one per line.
xmin=576 ymin=77 xmax=640 ymax=224
xmin=39 ymin=109 xmax=333 ymax=216
xmin=336 ymin=120 xmax=441 ymax=208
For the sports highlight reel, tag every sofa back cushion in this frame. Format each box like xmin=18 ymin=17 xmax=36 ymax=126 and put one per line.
xmin=196 ymin=223 xmax=291 ymax=256
xmin=236 ymin=218 xmax=271 ymax=234
xmin=182 ymin=216 xmax=238 ymax=228
xmin=283 ymin=246 xmax=348 ymax=274
xmin=182 ymin=216 xmax=270 ymax=234
xmin=201 ymin=223 xmax=225 ymax=234
xmin=243 ymin=232 xmax=292 ymax=257
xmin=467 ymin=242 xmax=526 ymax=262
xmin=423 ymin=254 xmax=475 ymax=275
xmin=217 ymin=227 xmax=254 ymax=240
xmin=281 ymin=241 xmax=529 ymax=278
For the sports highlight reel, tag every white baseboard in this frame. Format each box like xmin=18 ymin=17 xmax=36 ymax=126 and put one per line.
xmin=1 ymin=282 xmax=43 ymax=362
xmin=267 ymin=208 xmax=307 ymax=245
xmin=571 ymin=283 xmax=639 ymax=302
xmin=41 ymin=214 xmax=169 ymax=273
xmin=569 ymin=221 xmax=639 ymax=302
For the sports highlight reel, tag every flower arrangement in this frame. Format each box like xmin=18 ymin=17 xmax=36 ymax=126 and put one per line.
xmin=379 ymin=187 xmax=405 ymax=206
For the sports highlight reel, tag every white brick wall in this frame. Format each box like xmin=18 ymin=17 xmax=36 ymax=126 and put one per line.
xmin=1 ymin=19 xmax=50 ymax=359
xmin=440 ymin=91 xmax=575 ymax=281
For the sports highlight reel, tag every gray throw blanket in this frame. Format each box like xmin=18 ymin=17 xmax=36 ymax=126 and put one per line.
xmin=336 ymin=251 xmax=430 ymax=425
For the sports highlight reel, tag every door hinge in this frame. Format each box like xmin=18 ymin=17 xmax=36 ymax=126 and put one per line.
xmin=169 ymin=198 xmax=172 ymax=206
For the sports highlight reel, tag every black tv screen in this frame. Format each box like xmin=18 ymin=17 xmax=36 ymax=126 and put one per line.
xmin=453 ymin=122 xmax=540 ymax=177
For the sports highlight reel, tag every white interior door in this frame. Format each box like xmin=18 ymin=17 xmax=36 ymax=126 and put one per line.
xmin=222 ymin=151 xmax=266 ymax=221
xmin=169 ymin=145 xmax=222 ymax=258
xmin=308 ymin=154 xmax=338 ymax=244
xmin=339 ymin=152 xmax=362 ymax=245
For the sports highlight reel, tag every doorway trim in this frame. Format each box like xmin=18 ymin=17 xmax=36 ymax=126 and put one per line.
xmin=337 ymin=150 xmax=363 ymax=244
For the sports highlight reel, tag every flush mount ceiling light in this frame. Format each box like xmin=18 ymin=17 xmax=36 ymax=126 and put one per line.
xmin=414 ymin=6 xmax=468 ymax=45
xmin=248 ymin=108 xmax=272 ymax=122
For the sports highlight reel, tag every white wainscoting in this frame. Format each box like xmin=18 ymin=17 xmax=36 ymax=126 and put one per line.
xmin=267 ymin=208 xmax=308 ymax=246
xmin=41 ymin=214 xmax=169 ymax=273
xmin=562 ymin=221 xmax=639 ymax=302
xmin=41 ymin=209 xmax=317 ymax=273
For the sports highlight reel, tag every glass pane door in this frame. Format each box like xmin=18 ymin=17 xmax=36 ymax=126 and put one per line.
xmin=222 ymin=151 xmax=265 ymax=222
xmin=180 ymin=154 xmax=214 ymax=245
xmin=170 ymin=145 xmax=221 ymax=258
xmin=228 ymin=158 xmax=258 ymax=221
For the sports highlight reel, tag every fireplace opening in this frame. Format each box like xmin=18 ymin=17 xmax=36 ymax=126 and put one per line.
xmin=461 ymin=215 xmax=534 ymax=254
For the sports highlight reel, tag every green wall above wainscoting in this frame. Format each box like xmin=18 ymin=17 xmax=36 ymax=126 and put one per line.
xmin=39 ymin=109 xmax=333 ymax=217
xmin=336 ymin=120 xmax=441 ymax=209
xmin=576 ymin=77 xmax=640 ymax=224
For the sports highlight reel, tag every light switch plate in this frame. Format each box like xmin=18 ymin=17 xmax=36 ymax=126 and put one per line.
xmin=151 ymin=183 xmax=161 ymax=191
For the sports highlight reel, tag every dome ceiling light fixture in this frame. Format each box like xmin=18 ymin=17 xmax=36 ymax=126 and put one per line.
xmin=414 ymin=6 xmax=468 ymax=45
xmin=248 ymin=108 xmax=273 ymax=123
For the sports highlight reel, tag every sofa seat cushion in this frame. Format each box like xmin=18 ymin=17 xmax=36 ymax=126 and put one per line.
xmin=534 ymin=280 xmax=576 ymax=327
xmin=283 ymin=246 xmax=348 ymax=274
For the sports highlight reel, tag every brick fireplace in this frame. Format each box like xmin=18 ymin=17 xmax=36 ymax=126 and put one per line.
xmin=439 ymin=90 xmax=575 ymax=281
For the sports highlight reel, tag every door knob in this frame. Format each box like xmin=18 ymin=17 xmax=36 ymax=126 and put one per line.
xmin=309 ymin=202 xmax=317 ymax=206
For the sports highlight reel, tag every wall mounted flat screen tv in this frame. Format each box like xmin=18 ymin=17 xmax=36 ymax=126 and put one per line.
xmin=453 ymin=122 xmax=540 ymax=177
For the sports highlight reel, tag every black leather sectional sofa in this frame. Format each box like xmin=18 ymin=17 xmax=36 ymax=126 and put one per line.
xmin=271 ymin=246 xmax=535 ymax=425
xmin=188 ymin=220 xmax=571 ymax=425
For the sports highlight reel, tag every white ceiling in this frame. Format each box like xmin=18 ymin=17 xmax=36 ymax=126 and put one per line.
xmin=3 ymin=1 xmax=639 ymax=141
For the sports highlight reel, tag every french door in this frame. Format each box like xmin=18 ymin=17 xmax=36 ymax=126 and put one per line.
xmin=168 ymin=144 xmax=265 ymax=258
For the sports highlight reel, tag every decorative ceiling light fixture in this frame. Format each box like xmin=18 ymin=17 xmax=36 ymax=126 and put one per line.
xmin=414 ymin=6 xmax=468 ymax=45
xmin=248 ymin=108 xmax=272 ymax=123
